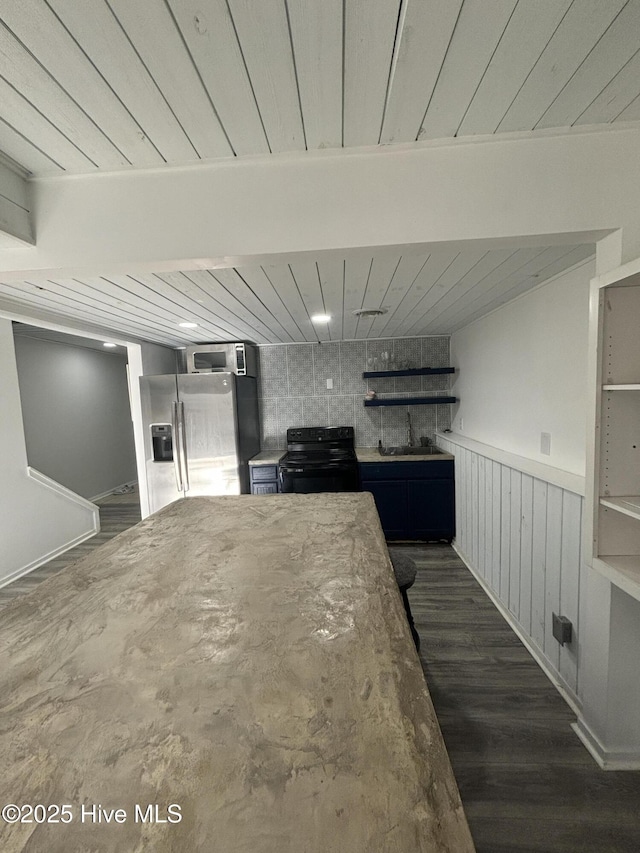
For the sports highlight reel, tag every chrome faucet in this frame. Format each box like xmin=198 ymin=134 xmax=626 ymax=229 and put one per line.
xmin=407 ymin=411 xmax=415 ymax=447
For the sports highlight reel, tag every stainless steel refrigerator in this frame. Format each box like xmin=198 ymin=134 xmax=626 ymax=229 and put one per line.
xmin=140 ymin=372 xmax=260 ymax=514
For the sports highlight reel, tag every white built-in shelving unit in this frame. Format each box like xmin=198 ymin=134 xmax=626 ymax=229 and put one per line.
xmin=590 ymin=262 xmax=640 ymax=602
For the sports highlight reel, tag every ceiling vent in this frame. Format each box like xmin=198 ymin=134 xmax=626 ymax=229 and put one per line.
xmin=352 ymin=308 xmax=387 ymax=317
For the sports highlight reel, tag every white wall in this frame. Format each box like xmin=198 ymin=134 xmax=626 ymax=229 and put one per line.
xmin=450 ymin=258 xmax=594 ymax=477
xmin=0 ymin=320 xmax=98 ymax=587
xmin=14 ymin=335 xmax=137 ymax=499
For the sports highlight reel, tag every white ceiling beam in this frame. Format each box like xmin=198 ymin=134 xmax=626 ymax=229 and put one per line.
xmin=0 ymin=157 xmax=34 ymax=248
xmin=0 ymin=126 xmax=639 ymax=276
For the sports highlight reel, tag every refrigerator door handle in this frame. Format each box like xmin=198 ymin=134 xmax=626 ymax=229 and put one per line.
xmin=171 ymin=401 xmax=184 ymax=492
xmin=179 ymin=400 xmax=190 ymax=493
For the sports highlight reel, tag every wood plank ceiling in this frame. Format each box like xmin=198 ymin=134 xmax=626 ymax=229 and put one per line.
xmin=0 ymin=0 xmax=632 ymax=342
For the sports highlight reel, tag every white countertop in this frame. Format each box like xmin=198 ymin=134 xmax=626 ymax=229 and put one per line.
xmin=356 ymin=446 xmax=454 ymax=463
xmin=248 ymin=449 xmax=284 ymax=465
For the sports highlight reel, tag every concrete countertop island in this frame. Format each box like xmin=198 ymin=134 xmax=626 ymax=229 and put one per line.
xmin=0 ymin=494 xmax=474 ymax=853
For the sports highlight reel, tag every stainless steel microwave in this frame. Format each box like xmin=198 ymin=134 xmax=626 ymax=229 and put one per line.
xmin=185 ymin=343 xmax=258 ymax=376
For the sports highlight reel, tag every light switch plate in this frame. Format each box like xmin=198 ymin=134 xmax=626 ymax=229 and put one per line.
xmin=541 ymin=432 xmax=551 ymax=455
xmin=326 ymin=378 xmax=333 ymax=389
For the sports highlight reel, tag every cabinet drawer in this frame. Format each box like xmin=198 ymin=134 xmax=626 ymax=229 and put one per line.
xmin=252 ymin=482 xmax=279 ymax=495
xmin=359 ymin=460 xmax=453 ymax=480
xmin=250 ymin=465 xmax=278 ymax=482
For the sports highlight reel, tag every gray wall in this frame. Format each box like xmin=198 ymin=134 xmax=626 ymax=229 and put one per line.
xmin=14 ymin=336 xmax=137 ymax=500
xmin=258 ymin=337 xmax=451 ymax=449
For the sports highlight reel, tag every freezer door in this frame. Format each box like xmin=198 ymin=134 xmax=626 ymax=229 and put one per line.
xmin=140 ymin=374 xmax=182 ymax=514
xmin=177 ymin=373 xmax=241 ymax=496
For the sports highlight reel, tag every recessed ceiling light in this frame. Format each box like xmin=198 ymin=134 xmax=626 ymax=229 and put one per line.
xmin=103 ymin=342 xmax=117 ymax=348
xmin=179 ymin=321 xmax=198 ymax=328
xmin=311 ymin=314 xmax=331 ymax=324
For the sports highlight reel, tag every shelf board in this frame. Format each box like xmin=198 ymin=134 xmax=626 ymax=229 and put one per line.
xmin=593 ymin=555 xmax=640 ymax=604
xmin=602 ymin=384 xmax=640 ymax=390
xmin=363 ymin=367 xmax=455 ymax=378
xmin=364 ymin=396 xmax=456 ymax=407
xmin=600 ymin=496 xmax=640 ymax=521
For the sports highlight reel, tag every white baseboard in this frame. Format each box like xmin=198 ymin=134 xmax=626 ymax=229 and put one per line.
xmin=0 ymin=527 xmax=99 ymax=590
xmin=451 ymin=540 xmax=582 ymax=717
xmin=89 ymin=480 xmax=138 ymax=502
xmin=572 ymin=718 xmax=640 ymax=770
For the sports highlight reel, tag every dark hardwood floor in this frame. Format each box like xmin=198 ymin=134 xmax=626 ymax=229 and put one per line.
xmin=396 ymin=542 xmax=640 ymax=853
xmin=0 ymin=488 xmax=141 ymax=610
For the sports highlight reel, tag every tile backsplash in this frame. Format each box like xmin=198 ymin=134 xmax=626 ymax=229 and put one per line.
xmin=257 ymin=337 xmax=452 ymax=449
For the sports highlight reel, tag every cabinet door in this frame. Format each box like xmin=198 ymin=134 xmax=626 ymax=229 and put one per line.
xmin=408 ymin=479 xmax=455 ymax=540
xmin=361 ymin=481 xmax=408 ymax=538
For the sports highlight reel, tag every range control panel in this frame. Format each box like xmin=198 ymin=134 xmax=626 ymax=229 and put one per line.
xmin=286 ymin=426 xmax=355 ymax=443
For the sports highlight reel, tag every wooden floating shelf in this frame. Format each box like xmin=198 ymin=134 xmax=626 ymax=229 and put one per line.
xmin=364 ymin=396 xmax=457 ymax=407
xmin=363 ymin=367 xmax=455 ymax=378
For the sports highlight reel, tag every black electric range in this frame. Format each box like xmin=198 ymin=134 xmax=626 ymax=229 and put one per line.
xmin=278 ymin=426 xmax=359 ymax=493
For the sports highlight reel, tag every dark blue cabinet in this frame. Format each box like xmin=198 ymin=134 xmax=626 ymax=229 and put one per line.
xmin=360 ymin=460 xmax=454 ymax=541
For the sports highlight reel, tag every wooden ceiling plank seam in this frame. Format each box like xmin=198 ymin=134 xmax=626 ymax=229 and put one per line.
xmin=457 ymin=0 xmax=573 ymax=137
xmin=342 ymin=256 xmax=373 ymax=341
xmin=368 ymin=253 xmax=431 ymax=338
xmin=385 ymin=0 xmax=464 ymax=144
xmin=616 ymin=90 xmax=640 ymax=121
xmin=166 ymin=0 xmax=269 ymax=157
xmin=229 ymin=266 xmax=296 ymax=341
xmin=50 ymin=0 xmax=199 ymax=163
xmin=261 ymin=264 xmax=315 ymax=341
xmin=147 ymin=270 xmax=273 ymax=343
xmin=431 ymin=247 xmax=551 ymax=328
xmin=536 ymin=0 xmax=640 ymax=130
xmin=285 ymin=0 xmax=342 ymax=151
xmin=375 ymin=0 xmax=406 ymax=145
xmin=0 ymin=76 xmax=99 ymax=171
xmin=379 ymin=250 xmax=460 ymax=338
xmin=576 ymin=46 xmax=640 ymax=126
xmin=44 ymin=0 xmax=166 ymax=164
xmin=77 ymin=274 xmax=224 ymax=338
xmin=288 ymin=259 xmax=325 ymax=321
xmin=440 ymin=246 xmax=591 ymax=332
xmin=0 ymin=21 xmax=129 ymax=170
xmin=0 ymin=0 xmax=163 ymax=167
xmin=452 ymin=0 xmax=521 ymax=137
xmin=394 ymin=250 xmax=489 ymax=337
xmin=162 ymin=0 xmax=236 ymax=156
xmin=226 ymin=0 xmax=305 ymax=153
xmin=106 ymin=0 xmax=233 ymax=159
xmin=1 ymin=281 xmax=184 ymax=345
xmin=0 ymin=289 xmax=182 ymax=346
xmin=419 ymin=0 xmax=518 ymax=141
xmin=286 ymin=263 xmax=321 ymax=341
xmin=343 ymin=0 xmax=403 ymax=148
xmin=447 ymin=246 xmax=595 ymax=333
xmin=353 ymin=254 xmax=391 ymax=339
xmin=316 ymin=257 xmax=344 ymax=342
xmin=497 ymin=0 xmax=627 ymax=133
xmin=417 ymin=248 xmax=515 ymax=331
xmin=38 ymin=276 xmax=203 ymax=341
xmin=201 ymin=268 xmax=285 ymax=343
xmin=227 ymin=266 xmax=297 ymax=342
xmin=283 ymin=0 xmax=308 ymax=151
xmin=359 ymin=253 xmax=405 ymax=339
xmin=0 ymin=115 xmax=65 ymax=173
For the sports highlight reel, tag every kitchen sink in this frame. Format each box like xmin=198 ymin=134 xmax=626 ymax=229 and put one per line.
xmin=378 ymin=445 xmax=443 ymax=456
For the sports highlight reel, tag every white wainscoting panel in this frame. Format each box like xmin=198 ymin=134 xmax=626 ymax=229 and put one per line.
xmin=439 ymin=435 xmax=583 ymax=705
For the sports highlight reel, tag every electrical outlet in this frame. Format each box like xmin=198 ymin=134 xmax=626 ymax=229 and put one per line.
xmin=326 ymin=378 xmax=333 ymax=390
xmin=541 ymin=432 xmax=551 ymax=455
